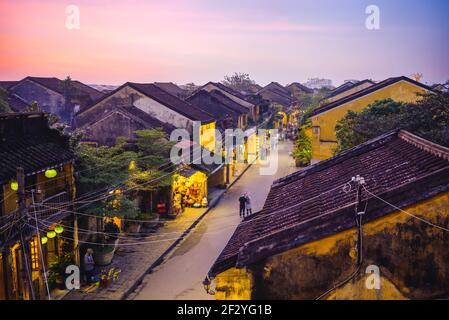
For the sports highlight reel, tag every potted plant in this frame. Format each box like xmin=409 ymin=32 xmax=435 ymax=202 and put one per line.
xmin=292 ymin=125 xmax=312 ymax=167
xmin=93 ymin=221 xmax=120 ymax=266
xmin=47 ymin=244 xmax=75 ymax=290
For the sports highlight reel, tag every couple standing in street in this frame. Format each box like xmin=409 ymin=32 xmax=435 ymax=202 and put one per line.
xmin=238 ymin=192 xmax=253 ymax=218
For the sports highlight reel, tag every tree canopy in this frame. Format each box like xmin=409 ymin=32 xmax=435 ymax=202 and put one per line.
xmin=335 ymin=91 xmax=449 ymax=153
xmin=0 ymin=87 xmax=11 ymax=113
xmin=222 ymin=72 xmax=256 ymax=92
xmin=74 ymin=129 xmax=174 ymax=217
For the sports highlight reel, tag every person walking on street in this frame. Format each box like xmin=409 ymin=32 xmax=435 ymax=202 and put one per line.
xmin=245 ymin=192 xmax=252 ymax=216
xmin=84 ymin=248 xmax=95 ymax=284
xmin=238 ymin=194 xmax=247 ymax=218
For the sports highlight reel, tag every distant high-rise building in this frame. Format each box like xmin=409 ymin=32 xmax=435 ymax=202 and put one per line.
xmin=303 ymin=78 xmax=333 ymax=90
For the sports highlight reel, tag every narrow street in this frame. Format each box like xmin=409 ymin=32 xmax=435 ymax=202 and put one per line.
xmin=131 ymin=140 xmax=298 ymax=300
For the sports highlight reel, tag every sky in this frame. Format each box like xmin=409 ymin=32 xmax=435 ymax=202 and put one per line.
xmin=0 ymin=0 xmax=448 ymax=86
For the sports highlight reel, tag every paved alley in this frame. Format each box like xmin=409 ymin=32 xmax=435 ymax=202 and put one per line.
xmin=130 ymin=140 xmax=298 ymax=300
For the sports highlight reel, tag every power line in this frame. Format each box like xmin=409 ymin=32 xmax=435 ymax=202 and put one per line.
xmin=315 ymin=176 xmax=367 ymax=300
xmin=362 ymin=185 xmax=449 ymax=233
xmin=31 ymin=190 xmax=51 ymax=300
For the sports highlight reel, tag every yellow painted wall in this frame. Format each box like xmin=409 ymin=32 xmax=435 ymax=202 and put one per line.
xmin=311 ymin=80 xmax=429 ymax=162
xmin=215 ymin=267 xmax=253 ymax=300
xmin=214 ymin=191 xmax=449 ymax=300
xmin=200 ymin=122 xmax=216 ymax=153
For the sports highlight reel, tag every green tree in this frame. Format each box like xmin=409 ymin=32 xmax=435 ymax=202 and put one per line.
xmin=75 ymin=137 xmax=139 ymax=217
xmin=222 ymin=72 xmax=256 ymax=92
xmin=0 ymin=87 xmax=11 ymax=113
xmin=297 ymin=91 xmax=328 ymax=125
xmin=292 ymin=121 xmax=312 ymax=167
xmin=59 ymin=76 xmax=79 ymax=121
xmin=335 ymin=92 xmax=449 ymax=153
xmin=129 ymin=129 xmax=175 ymax=212
xmin=25 ymin=101 xmax=41 ymax=112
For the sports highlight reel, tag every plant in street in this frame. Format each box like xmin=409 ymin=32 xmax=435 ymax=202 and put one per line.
xmin=292 ymin=122 xmax=312 ymax=167
xmin=47 ymin=241 xmax=75 ymax=290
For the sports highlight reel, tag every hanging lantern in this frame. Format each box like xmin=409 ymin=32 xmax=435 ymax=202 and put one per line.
xmin=10 ymin=181 xmax=18 ymax=191
xmin=128 ymin=160 xmax=137 ymax=171
xmin=55 ymin=225 xmax=64 ymax=234
xmin=41 ymin=236 xmax=48 ymax=245
xmin=47 ymin=231 xmax=56 ymax=239
xmin=45 ymin=169 xmax=58 ymax=179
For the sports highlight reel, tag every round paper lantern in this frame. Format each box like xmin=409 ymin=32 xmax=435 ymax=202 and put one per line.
xmin=45 ymin=169 xmax=58 ymax=179
xmin=47 ymin=231 xmax=56 ymax=239
xmin=128 ymin=160 xmax=137 ymax=171
xmin=41 ymin=236 xmax=48 ymax=245
xmin=10 ymin=181 xmax=18 ymax=191
xmin=55 ymin=226 xmax=64 ymax=234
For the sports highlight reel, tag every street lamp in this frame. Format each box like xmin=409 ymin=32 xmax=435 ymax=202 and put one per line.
xmin=202 ymin=277 xmax=214 ymax=295
xmin=203 ymin=276 xmax=211 ymax=294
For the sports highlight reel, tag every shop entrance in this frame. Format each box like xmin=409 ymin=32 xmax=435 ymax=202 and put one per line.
xmin=172 ymin=169 xmax=207 ymax=215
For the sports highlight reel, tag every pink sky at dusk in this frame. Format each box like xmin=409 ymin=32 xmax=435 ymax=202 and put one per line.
xmin=0 ymin=0 xmax=448 ymax=86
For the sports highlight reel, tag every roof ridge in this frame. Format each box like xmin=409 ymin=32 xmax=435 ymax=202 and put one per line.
xmin=273 ymin=130 xmax=400 ymax=188
xmin=398 ymin=130 xmax=449 ymax=160
xmin=326 ymin=79 xmax=375 ymax=98
xmin=309 ymin=76 xmax=432 ymax=117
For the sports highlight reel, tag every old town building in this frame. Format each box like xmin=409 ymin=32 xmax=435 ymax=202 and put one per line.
xmin=256 ymin=82 xmax=296 ymax=110
xmin=74 ymin=82 xmax=216 ymax=152
xmin=325 ymin=79 xmax=375 ymax=103
xmin=186 ymin=89 xmax=249 ymax=131
xmin=5 ymin=77 xmax=103 ymax=123
xmin=196 ymin=82 xmax=259 ymax=123
xmin=308 ymin=76 xmax=433 ymax=163
xmin=209 ymin=130 xmax=449 ymax=300
xmin=77 ymin=105 xmax=176 ymax=146
xmin=0 ymin=113 xmax=78 ymax=300
xmin=285 ymin=82 xmax=313 ymax=96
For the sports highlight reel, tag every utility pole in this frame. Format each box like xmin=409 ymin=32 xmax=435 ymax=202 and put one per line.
xmin=17 ymin=167 xmax=35 ymax=300
xmin=352 ymin=175 xmax=366 ymax=267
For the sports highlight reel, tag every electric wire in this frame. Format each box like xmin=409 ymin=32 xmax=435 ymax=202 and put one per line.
xmin=31 ymin=190 xmax=52 ymax=300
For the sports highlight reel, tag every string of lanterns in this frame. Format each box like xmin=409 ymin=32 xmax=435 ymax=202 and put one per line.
xmin=40 ymin=225 xmax=64 ymax=244
xmin=9 ymin=168 xmax=59 ymax=191
xmin=7 ymin=168 xmax=65 ymax=244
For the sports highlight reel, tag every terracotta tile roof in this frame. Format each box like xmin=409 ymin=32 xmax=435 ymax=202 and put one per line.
xmin=0 ymin=113 xmax=74 ymax=183
xmin=308 ymin=76 xmax=433 ymax=117
xmin=285 ymin=82 xmax=313 ymax=94
xmin=9 ymin=77 xmax=104 ymax=101
xmin=257 ymin=82 xmax=297 ymax=107
xmin=129 ymin=83 xmax=214 ymax=123
xmin=153 ymin=82 xmax=186 ymax=98
xmin=186 ymin=90 xmax=243 ymax=127
xmin=83 ymin=105 xmax=177 ymax=135
xmin=0 ymin=81 xmax=18 ymax=90
xmin=119 ymin=105 xmax=177 ymax=133
xmin=206 ymin=90 xmax=249 ymax=114
xmin=5 ymin=93 xmax=30 ymax=112
xmin=258 ymin=82 xmax=291 ymax=96
xmin=325 ymin=79 xmax=375 ymax=99
xmin=209 ymin=130 xmax=449 ymax=276
xmin=174 ymin=140 xmax=224 ymax=175
xmin=198 ymin=82 xmax=254 ymax=106
xmin=78 ymin=82 xmax=214 ymax=123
